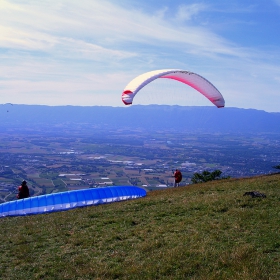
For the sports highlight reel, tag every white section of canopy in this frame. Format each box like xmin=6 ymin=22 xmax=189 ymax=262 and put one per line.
xmin=122 ymin=69 xmax=225 ymax=108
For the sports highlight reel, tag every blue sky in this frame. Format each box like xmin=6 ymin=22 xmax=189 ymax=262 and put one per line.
xmin=1 ymin=0 xmax=280 ymax=112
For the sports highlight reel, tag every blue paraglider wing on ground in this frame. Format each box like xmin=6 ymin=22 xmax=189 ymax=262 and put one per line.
xmin=0 ymin=186 xmax=146 ymax=218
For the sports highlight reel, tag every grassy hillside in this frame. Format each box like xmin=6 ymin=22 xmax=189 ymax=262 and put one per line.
xmin=0 ymin=174 xmax=279 ymax=280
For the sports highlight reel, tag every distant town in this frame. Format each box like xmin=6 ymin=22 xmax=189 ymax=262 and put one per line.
xmin=0 ymin=124 xmax=279 ymax=203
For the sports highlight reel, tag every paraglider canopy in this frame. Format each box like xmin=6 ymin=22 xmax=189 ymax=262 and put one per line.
xmin=122 ymin=69 xmax=225 ymax=108
xmin=0 ymin=186 xmax=146 ymax=217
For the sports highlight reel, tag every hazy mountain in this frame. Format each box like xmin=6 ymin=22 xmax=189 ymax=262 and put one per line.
xmin=1 ymin=104 xmax=280 ymax=134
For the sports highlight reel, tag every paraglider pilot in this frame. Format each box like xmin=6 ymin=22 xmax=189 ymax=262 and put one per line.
xmin=173 ymin=169 xmax=182 ymax=187
xmin=17 ymin=180 xmax=30 ymax=199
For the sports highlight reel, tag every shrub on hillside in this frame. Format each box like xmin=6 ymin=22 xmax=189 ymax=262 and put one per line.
xmin=191 ymin=170 xmax=230 ymax=184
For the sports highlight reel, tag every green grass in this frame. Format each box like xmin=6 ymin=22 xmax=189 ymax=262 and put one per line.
xmin=0 ymin=174 xmax=279 ymax=279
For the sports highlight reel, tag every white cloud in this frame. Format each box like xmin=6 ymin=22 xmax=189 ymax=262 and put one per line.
xmin=176 ymin=3 xmax=207 ymax=22
xmin=154 ymin=6 xmax=169 ymax=20
xmin=0 ymin=0 xmax=248 ymax=59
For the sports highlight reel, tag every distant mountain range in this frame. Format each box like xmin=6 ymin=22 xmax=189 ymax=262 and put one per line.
xmin=1 ymin=104 xmax=280 ymax=134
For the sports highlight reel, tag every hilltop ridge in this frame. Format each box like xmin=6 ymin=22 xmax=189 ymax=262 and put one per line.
xmin=1 ymin=104 xmax=280 ymax=133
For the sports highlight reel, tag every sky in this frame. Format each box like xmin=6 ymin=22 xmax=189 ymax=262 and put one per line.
xmin=1 ymin=0 xmax=280 ymax=112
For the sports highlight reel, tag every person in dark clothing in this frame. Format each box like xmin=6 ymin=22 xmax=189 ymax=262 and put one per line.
xmin=173 ymin=169 xmax=182 ymax=187
xmin=17 ymin=180 xmax=30 ymax=199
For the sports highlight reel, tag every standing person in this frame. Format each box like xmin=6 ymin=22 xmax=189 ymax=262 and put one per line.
xmin=17 ymin=180 xmax=30 ymax=199
xmin=173 ymin=169 xmax=182 ymax=187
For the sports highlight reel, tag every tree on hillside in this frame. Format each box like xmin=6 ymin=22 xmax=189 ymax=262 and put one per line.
xmin=191 ymin=170 xmax=229 ymax=184
xmin=273 ymin=164 xmax=280 ymax=170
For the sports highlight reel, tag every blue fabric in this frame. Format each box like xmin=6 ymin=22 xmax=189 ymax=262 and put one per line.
xmin=0 ymin=186 xmax=146 ymax=217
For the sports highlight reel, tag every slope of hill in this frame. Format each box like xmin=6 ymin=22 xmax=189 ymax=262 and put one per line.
xmin=1 ymin=104 xmax=280 ymax=133
xmin=0 ymin=174 xmax=279 ymax=279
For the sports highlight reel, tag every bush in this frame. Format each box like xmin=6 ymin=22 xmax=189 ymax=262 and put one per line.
xmin=191 ymin=170 xmax=229 ymax=184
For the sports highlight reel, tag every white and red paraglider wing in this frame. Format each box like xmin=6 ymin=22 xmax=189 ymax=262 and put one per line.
xmin=121 ymin=69 xmax=225 ymax=108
